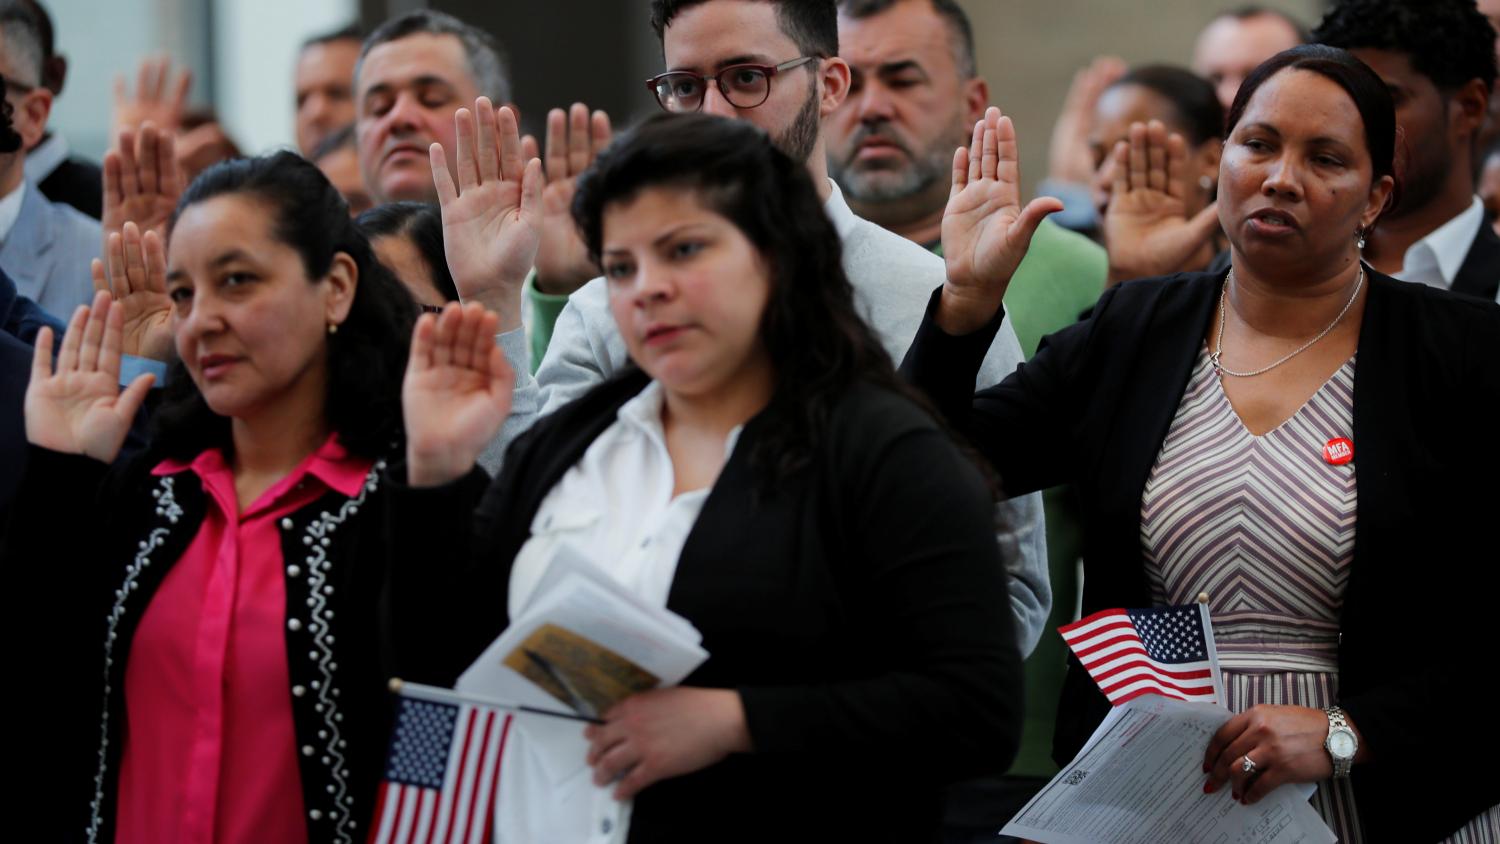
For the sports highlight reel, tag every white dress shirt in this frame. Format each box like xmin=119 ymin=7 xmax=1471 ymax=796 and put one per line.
xmin=1392 ymin=196 xmax=1485 ymax=294
xmin=0 ymin=180 xmax=26 ymax=247
xmin=495 ymin=381 xmax=741 ymax=844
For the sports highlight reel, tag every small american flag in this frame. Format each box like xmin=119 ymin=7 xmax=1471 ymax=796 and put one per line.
xmin=1058 ymin=604 xmax=1223 ymax=706
xmin=369 ymin=695 xmax=513 ymax=844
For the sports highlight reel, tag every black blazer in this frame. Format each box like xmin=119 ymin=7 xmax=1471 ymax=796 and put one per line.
xmin=901 ymin=269 xmax=1500 ymax=841
xmin=36 ymin=155 xmax=104 ymax=220
xmin=1 ymin=444 xmax=466 ymax=844
xmin=385 ymin=373 xmax=1023 ymax=843
xmin=1453 ymin=219 xmax=1499 ymax=301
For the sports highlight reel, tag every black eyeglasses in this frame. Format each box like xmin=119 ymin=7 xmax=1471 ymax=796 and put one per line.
xmin=646 ymin=56 xmax=817 ymax=113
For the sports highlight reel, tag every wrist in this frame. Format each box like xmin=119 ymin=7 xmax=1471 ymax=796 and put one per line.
xmin=935 ymin=285 xmax=1004 ymax=336
xmin=461 ymin=288 xmax=524 ymax=334
xmin=533 ymin=267 xmax=593 ymax=296
xmin=404 ymin=447 xmax=472 ymax=489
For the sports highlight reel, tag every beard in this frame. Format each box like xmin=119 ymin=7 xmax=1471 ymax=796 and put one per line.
xmin=773 ymin=78 xmax=822 ymax=165
xmin=830 ymin=120 xmax=958 ymax=204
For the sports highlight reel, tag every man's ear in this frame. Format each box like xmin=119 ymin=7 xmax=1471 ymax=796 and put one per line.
xmin=818 ymin=57 xmax=852 ymax=117
xmin=18 ymin=88 xmax=53 ymax=152
xmin=1449 ymin=77 xmax=1490 ymax=144
xmin=963 ymin=76 xmax=990 ymax=125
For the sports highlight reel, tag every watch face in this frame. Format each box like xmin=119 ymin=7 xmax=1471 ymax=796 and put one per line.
xmin=1328 ymin=729 xmax=1356 ymax=758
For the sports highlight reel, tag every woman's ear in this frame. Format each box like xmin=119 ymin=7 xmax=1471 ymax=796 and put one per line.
xmin=1361 ymin=174 xmax=1396 ymax=231
xmin=323 ymin=252 xmax=359 ymax=329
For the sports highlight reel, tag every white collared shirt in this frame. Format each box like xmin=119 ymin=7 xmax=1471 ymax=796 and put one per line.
xmin=1392 ymin=196 xmax=1485 ymax=292
xmin=23 ymin=133 xmax=69 ymax=185
xmin=496 ymin=381 xmax=742 ymax=844
xmin=0 ymin=180 xmax=27 ymax=247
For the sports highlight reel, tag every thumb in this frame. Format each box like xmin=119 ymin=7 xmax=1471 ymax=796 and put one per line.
xmin=116 ymin=372 xmax=156 ymax=422
xmin=1008 ymin=196 xmax=1065 ymax=249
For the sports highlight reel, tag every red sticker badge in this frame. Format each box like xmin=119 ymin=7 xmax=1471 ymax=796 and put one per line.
xmin=1323 ymin=437 xmax=1354 ymax=465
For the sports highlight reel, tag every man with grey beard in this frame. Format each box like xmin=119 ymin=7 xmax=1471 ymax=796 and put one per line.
xmin=828 ymin=0 xmax=1106 ymax=358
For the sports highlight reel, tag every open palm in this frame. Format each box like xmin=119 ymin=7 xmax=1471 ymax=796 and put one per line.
xmin=432 ymin=99 xmax=542 ymax=324
xmin=26 ymin=292 xmax=156 ymax=463
xmin=1102 ymin=120 xmax=1220 ymax=282
xmin=93 ymin=223 xmax=173 ymax=361
xmin=941 ymin=108 xmax=1063 ymax=322
xmin=528 ymin=103 xmax=611 ymax=294
xmin=403 ymin=303 xmax=515 ymax=487
xmin=103 ymin=124 xmax=182 ymax=241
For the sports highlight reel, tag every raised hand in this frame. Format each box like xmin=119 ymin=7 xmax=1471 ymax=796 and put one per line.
xmin=112 ymin=56 xmax=190 ymax=137
xmin=102 ymin=123 xmax=182 ymax=243
xmin=1047 ymin=56 xmax=1127 ymax=185
xmin=431 ymin=98 xmax=544 ymax=330
xmin=93 ymin=223 xmax=173 ymax=361
xmin=403 ymin=303 xmax=515 ymax=488
xmin=1102 ymin=120 xmax=1221 ymax=285
xmin=532 ymin=103 xmax=611 ymax=295
xmin=939 ymin=107 xmax=1064 ymax=335
xmin=25 ymin=291 xmax=156 ymax=463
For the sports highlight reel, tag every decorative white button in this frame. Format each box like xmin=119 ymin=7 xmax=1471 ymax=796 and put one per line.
xmin=288 ymin=619 xmax=303 ymax=632
xmin=309 ymin=809 xmax=322 ymax=821
xmin=292 ymin=685 xmax=306 ymax=697
xmin=302 ymin=745 xmax=315 ymax=756
xmin=287 ymin=565 xmax=301 ymax=578
xmin=281 ymin=517 xmax=294 ymax=530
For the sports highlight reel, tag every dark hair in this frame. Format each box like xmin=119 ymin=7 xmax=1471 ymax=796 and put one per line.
xmin=355 ymin=201 xmax=460 ymax=303
xmin=0 ymin=0 xmax=45 ymax=86
xmin=309 ymin=122 xmax=356 ymax=162
xmin=1226 ymin=45 xmax=1399 ymax=213
xmin=572 ymin=113 xmax=972 ymax=491
xmin=151 ymin=152 xmax=416 ymax=461
xmin=1108 ymin=65 xmax=1225 ymax=146
xmin=357 ymin=10 xmax=510 ymax=104
xmin=838 ymin=0 xmax=975 ymax=77
xmin=1210 ymin=5 xmax=1310 ymax=44
xmin=650 ymin=0 xmax=838 ymax=58
xmin=1313 ymin=0 xmax=1497 ymax=92
xmin=303 ymin=22 xmax=363 ymax=50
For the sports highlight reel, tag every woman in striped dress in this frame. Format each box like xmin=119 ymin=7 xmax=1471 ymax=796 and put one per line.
xmin=904 ymin=44 xmax=1499 ymax=841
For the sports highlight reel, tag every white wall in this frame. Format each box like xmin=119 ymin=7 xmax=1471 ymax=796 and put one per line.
xmin=211 ymin=0 xmax=357 ymax=155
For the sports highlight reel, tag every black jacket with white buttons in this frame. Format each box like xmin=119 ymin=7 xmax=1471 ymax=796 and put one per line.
xmin=2 ymin=445 xmax=487 ymax=844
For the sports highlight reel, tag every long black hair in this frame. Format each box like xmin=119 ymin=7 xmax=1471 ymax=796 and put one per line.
xmin=355 ymin=201 xmax=460 ymax=303
xmin=572 ymin=112 xmax=986 ymax=492
xmin=1108 ymin=65 xmax=1224 ymax=147
xmin=150 ymin=151 xmax=416 ymax=460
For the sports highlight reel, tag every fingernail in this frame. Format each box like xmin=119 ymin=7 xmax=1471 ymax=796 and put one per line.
xmin=1201 ymin=763 xmax=1209 ymax=773
xmin=1203 ymin=782 xmax=1215 ymax=794
xmin=1232 ymin=791 xmax=1240 ymax=801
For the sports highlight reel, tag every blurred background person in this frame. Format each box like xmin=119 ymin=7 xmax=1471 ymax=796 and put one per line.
xmin=354 ymin=9 xmax=511 ymax=205
xmin=356 ymin=200 xmax=459 ymax=308
xmin=309 ymin=123 xmax=372 ymax=215
xmin=0 ymin=4 xmax=99 ymax=320
xmin=295 ymin=23 xmax=361 ymax=158
xmin=10 ymin=0 xmax=100 ymax=218
xmin=1191 ymin=4 xmax=1308 ymax=111
xmin=1315 ymin=0 xmax=1498 ymax=302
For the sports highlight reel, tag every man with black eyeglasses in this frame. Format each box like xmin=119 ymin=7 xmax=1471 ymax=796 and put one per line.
xmin=468 ymin=0 xmax=1053 ymax=665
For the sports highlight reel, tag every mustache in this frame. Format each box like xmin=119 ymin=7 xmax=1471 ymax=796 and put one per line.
xmin=846 ymin=122 xmax=913 ymax=159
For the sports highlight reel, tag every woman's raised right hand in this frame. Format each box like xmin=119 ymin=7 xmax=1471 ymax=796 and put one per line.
xmin=25 ymin=291 xmax=156 ymax=463
xmin=402 ymin=302 xmax=514 ymax=488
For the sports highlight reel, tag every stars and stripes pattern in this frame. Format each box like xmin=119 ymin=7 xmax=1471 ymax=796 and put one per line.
xmin=1058 ymin=604 xmax=1222 ymax=705
xmin=369 ymin=696 xmax=512 ymax=844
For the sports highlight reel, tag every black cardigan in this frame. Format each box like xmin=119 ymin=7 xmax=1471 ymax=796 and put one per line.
xmin=900 ymin=268 xmax=1500 ymax=842
xmin=384 ymin=373 xmax=1023 ymax=843
xmin=1 ymin=445 xmax=488 ymax=844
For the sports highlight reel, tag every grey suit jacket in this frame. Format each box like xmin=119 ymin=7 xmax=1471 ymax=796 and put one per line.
xmin=0 ymin=184 xmax=100 ymax=321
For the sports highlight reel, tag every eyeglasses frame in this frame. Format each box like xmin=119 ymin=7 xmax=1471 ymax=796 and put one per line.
xmin=645 ymin=56 xmax=819 ymax=112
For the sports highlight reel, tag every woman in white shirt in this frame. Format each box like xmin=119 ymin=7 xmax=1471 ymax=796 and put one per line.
xmin=386 ymin=109 xmax=1030 ymax=842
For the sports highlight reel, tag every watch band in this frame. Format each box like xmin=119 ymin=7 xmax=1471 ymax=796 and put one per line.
xmin=1325 ymin=706 xmax=1355 ymax=778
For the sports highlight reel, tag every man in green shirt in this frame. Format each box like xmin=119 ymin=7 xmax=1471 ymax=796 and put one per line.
xmin=826 ymin=1 xmax=1105 ymax=839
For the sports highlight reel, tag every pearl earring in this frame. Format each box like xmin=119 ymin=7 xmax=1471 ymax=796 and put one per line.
xmin=1199 ymin=175 xmax=1214 ymax=190
xmin=1355 ymin=228 xmax=1366 ymax=250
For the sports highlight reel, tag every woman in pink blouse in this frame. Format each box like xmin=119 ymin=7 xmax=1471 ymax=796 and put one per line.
xmin=5 ymin=152 xmax=422 ymax=844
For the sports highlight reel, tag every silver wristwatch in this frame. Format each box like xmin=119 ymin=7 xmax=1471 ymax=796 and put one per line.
xmin=1324 ymin=706 xmax=1357 ymax=778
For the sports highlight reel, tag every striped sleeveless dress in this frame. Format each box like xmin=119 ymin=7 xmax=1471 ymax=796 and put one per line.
xmin=1141 ymin=347 xmax=1498 ymax=843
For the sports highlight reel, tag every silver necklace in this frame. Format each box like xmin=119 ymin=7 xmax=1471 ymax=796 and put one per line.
xmin=1211 ymin=265 xmax=1364 ymax=378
